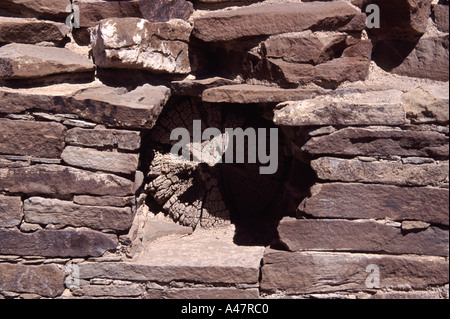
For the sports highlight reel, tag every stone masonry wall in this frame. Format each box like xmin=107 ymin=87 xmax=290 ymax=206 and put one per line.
xmin=0 ymin=0 xmax=448 ymax=299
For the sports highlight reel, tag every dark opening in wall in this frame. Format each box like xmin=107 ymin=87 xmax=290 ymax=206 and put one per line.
xmin=139 ymin=96 xmax=316 ymax=247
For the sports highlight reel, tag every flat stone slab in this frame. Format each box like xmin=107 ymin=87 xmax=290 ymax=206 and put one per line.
xmin=202 ymin=84 xmax=324 ymax=104
xmin=171 ymin=77 xmax=238 ymax=97
xmin=298 ymin=183 xmax=449 ymax=226
xmin=0 ymin=195 xmax=22 ymax=228
xmin=90 ymin=18 xmax=192 ymax=74
xmin=0 ymin=43 xmax=95 ymax=80
xmin=278 ymin=217 xmax=448 ymax=257
xmin=0 ymin=263 xmax=65 ymax=298
xmin=0 ymin=0 xmax=70 ymax=19
xmin=23 ymin=197 xmax=134 ymax=232
xmin=65 ymin=128 xmax=141 ymax=151
xmin=302 ymin=127 xmax=449 ymax=160
xmin=61 ymin=146 xmax=139 ymax=175
xmin=0 ymin=164 xmax=134 ymax=196
xmin=0 ymin=228 xmax=118 ymax=257
xmin=261 ymin=250 xmax=449 ymax=294
xmin=0 ymin=118 xmax=66 ymax=158
xmin=193 ymin=2 xmax=365 ymax=42
xmin=75 ymin=0 xmax=142 ymax=27
xmin=274 ymin=90 xmax=406 ymax=126
xmin=0 ymin=17 xmax=69 ymax=44
xmin=0 ymin=82 xmax=171 ymax=129
xmin=79 ymin=227 xmax=265 ymax=284
xmin=311 ymin=157 xmax=449 ymax=187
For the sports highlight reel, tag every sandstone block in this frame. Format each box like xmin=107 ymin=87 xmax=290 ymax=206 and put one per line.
xmin=261 ymin=250 xmax=449 ymax=294
xmin=298 ymin=183 xmax=449 ymax=226
xmin=61 ymin=146 xmax=139 ymax=175
xmin=302 ymin=128 xmax=449 ymax=159
xmin=0 ymin=0 xmax=70 ymax=19
xmin=171 ymin=77 xmax=238 ymax=97
xmin=145 ymin=287 xmax=259 ymax=299
xmin=0 ymin=83 xmax=171 ymax=130
xmin=0 ymin=164 xmax=134 ymax=196
xmin=433 ymin=4 xmax=449 ymax=33
xmin=0 ymin=264 xmax=65 ymax=298
xmin=402 ymin=85 xmax=450 ymax=124
xmin=74 ymin=0 xmax=142 ymax=27
xmin=0 ymin=17 xmax=69 ymax=44
xmin=278 ymin=218 xmax=448 ymax=256
xmin=0 ymin=119 xmax=66 ymax=158
xmin=0 ymin=228 xmax=118 ymax=257
xmin=0 ymin=43 xmax=95 ymax=80
xmin=71 ymin=283 xmax=144 ymax=297
xmin=389 ymin=35 xmax=449 ymax=82
xmin=73 ymin=195 xmax=134 ymax=207
xmin=311 ymin=157 xmax=449 ymax=186
xmin=24 ymin=197 xmax=134 ymax=231
xmin=138 ymin=0 xmax=193 ymax=23
xmin=358 ymin=0 xmax=432 ymax=39
xmin=0 ymin=195 xmax=22 ymax=228
xmin=193 ymin=2 xmax=366 ymax=42
xmin=202 ymin=85 xmax=323 ymax=104
xmin=90 ymin=18 xmax=192 ymax=74
xmin=65 ymin=128 xmax=141 ymax=151
xmin=274 ymin=90 xmax=405 ymax=126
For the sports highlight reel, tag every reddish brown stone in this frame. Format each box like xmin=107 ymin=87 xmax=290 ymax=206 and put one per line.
xmin=0 ymin=164 xmax=134 ymax=196
xmin=0 ymin=119 xmax=66 ymax=158
xmin=0 ymin=264 xmax=65 ymax=297
xmin=299 ymin=183 xmax=449 ymax=225
xmin=302 ymin=128 xmax=449 ymax=159
xmin=261 ymin=250 xmax=449 ymax=294
xmin=0 ymin=228 xmax=118 ymax=257
xmin=193 ymin=2 xmax=366 ymax=42
xmin=138 ymin=0 xmax=193 ymax=23
xmin=75 ymin=0 xmax=142 ymax=27
xmin=278 ymin=218 xmax=448 ymax=256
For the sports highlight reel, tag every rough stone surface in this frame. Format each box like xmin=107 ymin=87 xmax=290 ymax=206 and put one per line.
xmin=0 ymin=17 xmax=69 ymax=44
xmin=359 ymin=0 xmax=433 ymax=39
xmin=433 ymin=4 xmax=449 ymax=33
xmin=302 ymin=128 xmax=449 ymax=159
xmin=278 ymin=217 xmax=449 ymax=256
xmin=245 ymin=33 xmax=372 ymax=88
xmin=0 ymin=164 xmax=134 ymax=196
xmin=311 ymin=157 xmax=449 ymax=186
xmin=193 ymin=2 xmax=366 ymax=42
xmin=73 ymin=195 xmax=134 ymax=207
xmin=65 ymin=128 xmax=141 ymax=151
xmin=90 ymin=18 xmax=192 ymax=74
xmin=402 ymin=85 xmax=450 ymax=124
xmin=0 ymin=83 xmax=171 ymax=129
xmin=138 ymin=0 xmax=193 ymax=23
xmin=0 ymin=264 xmax=65 ymax=298
xmin=389 ymin=34 xmax=449 ymax=81
xmin=0 ymin=43 xmax=95 ymax=80
xmin=0 ymin=228 xmax=118 ymax=257
xmin=61 ymin=146 xmax=139 ymax=175
xmin=24 ymin=197 xmax=134 ymax=231
xmin=261 ymin=250 xmax=449 ymax=294
xmin=146 ymin=287 xmax=259 ymax=299
xmin=171 ymin=77 xmax=239 ymax=97
xmin=274 ymin=90 xmax=405 ymax=126
xmin=71 ymin=283 xmax=144 ymax=297
xmin=70 ymin=84 xmax=171 ymax=129
xmin=298 ymin=183 xmax=449 ymax=226
xmin=80 ymin=227 xmax=264 ymax=284
xmin=203 ymin=85 xmax=324 ymax=104
xmin=0 ymin=119 xmax=66 ymax=158
xmin=0 ymin=0 xmax=70 ymax=19
xmin=0 ymin=195 xmax=22 ymax=228
xmin=75 ymin=0 xmax=142 ymax=27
